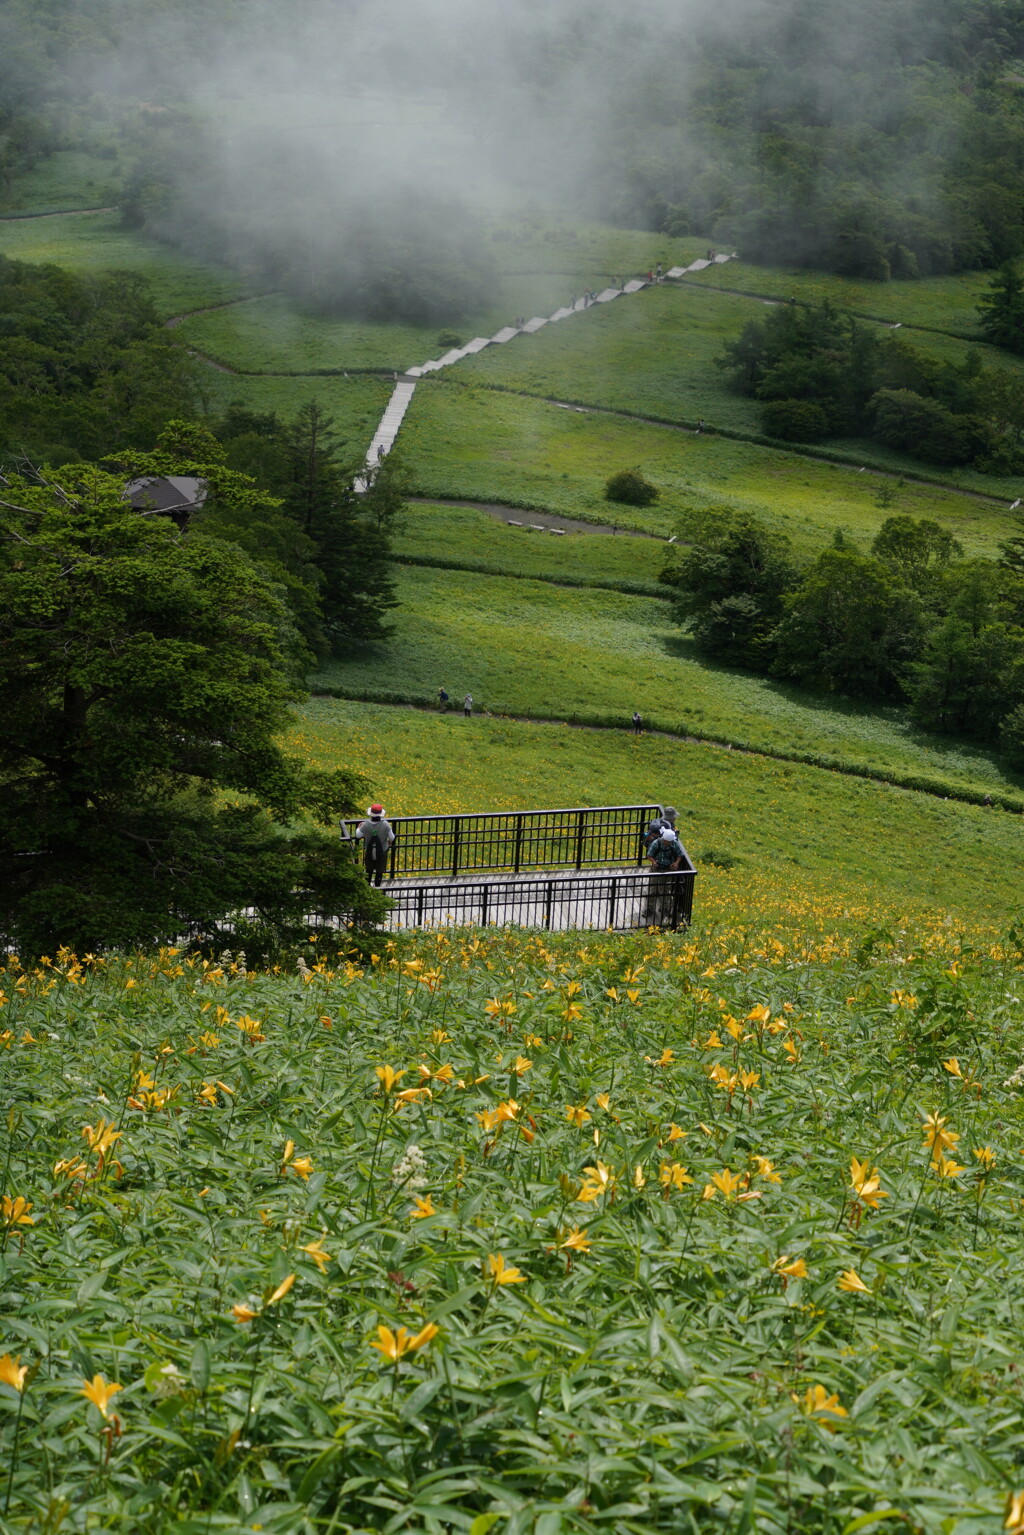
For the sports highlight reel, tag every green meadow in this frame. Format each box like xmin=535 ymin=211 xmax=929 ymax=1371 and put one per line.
xmin=0 ymin=209 xmax=248 ymax=317
xmin=394 ymin=501 xmax=665 ymax=593
xmin=398 ymin=383 xmax=1021 ymax=557
xmin=312 ymin=565 xmax=1024 ymax=803
xmin=683 ymin=260 xmax=998 ymax=337
xmin=293 ymin=697 xmax=1024 ymax=919
xmin=0 ymin=148 xmax=123 ymax=215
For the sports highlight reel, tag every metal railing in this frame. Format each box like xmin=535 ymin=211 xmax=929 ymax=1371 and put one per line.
xmin=381 ymin=863 xmax=696 ymax=932
xmin=343 ymin=804 xmax=663 ymax=881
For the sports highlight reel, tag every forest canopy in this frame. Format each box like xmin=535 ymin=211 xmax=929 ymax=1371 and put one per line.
xmin=6 ymin=0 xmax=1024 ymax=288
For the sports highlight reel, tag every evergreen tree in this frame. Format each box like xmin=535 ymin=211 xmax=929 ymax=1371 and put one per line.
xmin=0 ymin=462 xmax=382 ymax=956
xmin=978 ymin=262 xmax=1024 ymax=353
xmin=771 ymin=549 xmax=925 ymax=698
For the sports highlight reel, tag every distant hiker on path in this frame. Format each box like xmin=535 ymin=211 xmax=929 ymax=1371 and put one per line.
xmin=632 ymin=711 xmax=643 ymax=735
xmin=696 ymin=418 xmax=705 ymax=433
xmin=355 ymin=804 xmax=395 ymax=888
xmin=438 ymin=687 xmax=449 ymax=712
xmin=656 ymin=262 xmax=663 ymax=281
xmin=463 ymin=693 xmax=473 ymax=718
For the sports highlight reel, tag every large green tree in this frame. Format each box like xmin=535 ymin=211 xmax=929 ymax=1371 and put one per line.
xmin=661 ymin=515 xmax=796 ymax=670
xmin=771 ymin=548 xmax=925 ymax=698
xmin=977 ymin=261 xmax=1024 ymax=353
xmin=0 ymin=462 xmax=384 ymax=956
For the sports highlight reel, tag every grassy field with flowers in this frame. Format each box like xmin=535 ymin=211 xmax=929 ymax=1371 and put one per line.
xmin=288 ymin=699 xmax=1024 ymax=922
xmin=310 ymin=567 xmax=1024 ymax=806
xmin=5 ymin=918 xmax=1024 ymax=1532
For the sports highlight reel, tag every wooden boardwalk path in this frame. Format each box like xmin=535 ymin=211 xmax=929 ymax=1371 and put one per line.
xmin=357 ymin=252 xmax=736 ymax=483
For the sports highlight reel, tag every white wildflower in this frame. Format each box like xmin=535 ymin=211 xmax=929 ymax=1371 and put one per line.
xmin=390 ymin=1143 xmax=428 ymax=1189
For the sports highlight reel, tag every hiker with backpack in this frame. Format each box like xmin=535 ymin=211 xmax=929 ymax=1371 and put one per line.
xmin=644 ymin=816 xmax=684 ymax=926
xmin=642 ymin=806 xmax=677 ymax=856
xmin=354 ymin=804 xmax=396 ymax=887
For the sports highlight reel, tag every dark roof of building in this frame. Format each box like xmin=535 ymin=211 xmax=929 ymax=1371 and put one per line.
xmin=125 ymin=475 xmax=208 ymax=515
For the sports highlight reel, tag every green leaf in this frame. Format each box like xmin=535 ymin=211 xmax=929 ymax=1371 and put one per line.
xmin=190 ymin=1339 xmax=211 ymax=1394
xmin=842 ymin=1512 xmax=909 ymax=1535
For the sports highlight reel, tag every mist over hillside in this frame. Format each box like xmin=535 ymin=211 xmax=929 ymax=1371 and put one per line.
xmin=4 ymin=0 xmax=1024 ymax=311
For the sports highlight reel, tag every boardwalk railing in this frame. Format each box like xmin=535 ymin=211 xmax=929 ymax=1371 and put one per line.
xmin=382 ymin=863 xmax=696 ymax=933
xmin=347 ymin=804 xmax=662 ymax=881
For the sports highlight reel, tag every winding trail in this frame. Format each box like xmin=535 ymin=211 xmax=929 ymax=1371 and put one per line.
xmin=0 ymin=205 xmax=116 ymax=221
xmin=408 ymin=496 xmax=661 ymax=538
xmin=309 ymin=693 xmax=1024 ymax=817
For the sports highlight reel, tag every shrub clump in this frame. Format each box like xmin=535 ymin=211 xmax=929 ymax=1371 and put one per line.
xmin=605 ymin=469 xmax=659 ymax=506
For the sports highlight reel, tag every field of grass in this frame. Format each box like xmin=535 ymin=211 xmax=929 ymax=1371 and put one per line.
xmin=173 ymin=277 xmax=614 ymax=375
xmin=489 ymin=220 xmax=708 ymax=282
xmin=394 ymin=502 xmax=665 ymax=592
xmin=167 ymin=227 xmax=719 ymax=376
xmin=683 ymin=260 xmax=997 ymax=338
xmin=0 ymin=150 xmax=123 ymax=215
xmin=453 ymin=279 xmax=1024 ymax=493
xmin=6 ymin=920 xmax=1024 ymax=1528
xmin=399 ymin=383 xmax=1022 ymax=558
xmin=201 ymin=371 xmax=392 ymax=454
xmin=311 ymin=566 xmax=1024 ymax=803
xmin=0 ymin=211 xmax=248 ymax=318
xmin=292 ymin=698 xmax=1024 ymax=918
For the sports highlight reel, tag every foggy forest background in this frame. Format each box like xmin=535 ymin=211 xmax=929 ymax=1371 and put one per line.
xmin=4 ymin=0 xmax=1024 ymax=323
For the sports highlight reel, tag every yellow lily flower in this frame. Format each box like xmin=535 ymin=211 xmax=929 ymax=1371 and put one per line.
xmin=702 ymin=1031 xmax=724 ymax=1049
xmin=81 ymin=1117 xmax=122 ymax=1157
xmin=409 ymin=1195 xmax=436 ymax=1219
xmin=932 ymin=1155 xmax=965 ymax=1179
xmin=81 ymin=1375 xmax=121 ymax=1419
xmin=483 ymin=1252 xmax=526 ymax=1286
xmin=921 ymin=1110 xmax=959 ymax=1156
xmin=658 ymin=1161 xmax=693 ymax=1191
xmin=849 ymin=1157 xmax=887 ymax=1210
xmin=370 ymin=1322 xmax=439 ymax=1362
xmin=558 ymin=1226 xmax=591 ymax=1253
xmin=1006 ymin=1491 xmax=1024 ymax=1535
xmin=794 ymin=1383 xmax=847 ymax=1427
xmin=667 ymin=1124 xmax=687 ymax=1142
xmin=1 ymin=1195 xmax=34 ymax=1228
xmin=375 ymin=1065 xmax=407 ymax=1094
xmin=231 ymin=1302 xmax=259 ymax=1324
xmin=709 ymin=1168 xmax=743 ymax=1200
xmin=751 ymin=1155 xmax=781 ymax=1184
xmin=942 ymin=1057 xmax=962 ymax=1078
xmin=565 ymin=1104 xmax=591 ymax=1128
xmin=301 ymin=1238 xmax=331 ymax=1273
xmin=632 ymin=1165 xmax=647 ymax=1189
xmin=0 ymin=1353 xmax=28 ymax=1392
xmin=267 ymin=1273 xmax=296 ymax=1305
xmin=838 ymin=1269 xmax=871 ymax=1294
xmin=974 ymin=1146 xmax=997 ymax=1170
xmin=771 ymin=1255 xmax=807 ymax=1279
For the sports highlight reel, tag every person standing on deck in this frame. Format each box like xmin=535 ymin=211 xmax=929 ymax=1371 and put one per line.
xmin=355 ymin=805 xmax=395 ymax=888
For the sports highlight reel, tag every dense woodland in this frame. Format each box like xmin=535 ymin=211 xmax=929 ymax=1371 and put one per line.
xmin=7 ymin=1 xmax=1024 ymax=295
xmin=718 ymin=299 xmax=1024 ymax=468
xmin=662 ymin=509 xmax=1024 ymax=764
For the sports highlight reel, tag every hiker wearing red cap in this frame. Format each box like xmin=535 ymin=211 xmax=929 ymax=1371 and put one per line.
xmin=355 ymin=804 xmax=396 ymax=887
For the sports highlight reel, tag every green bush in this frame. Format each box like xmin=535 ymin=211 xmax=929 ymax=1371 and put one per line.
xmin=759 ymin=398 xmax=832 ymax=442
xmin=605 ymin=468 xmax=660 ymax=506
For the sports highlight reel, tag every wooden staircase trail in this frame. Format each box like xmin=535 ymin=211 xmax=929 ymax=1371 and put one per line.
xmin=356 ymin=254 xmax=736 ymax=485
